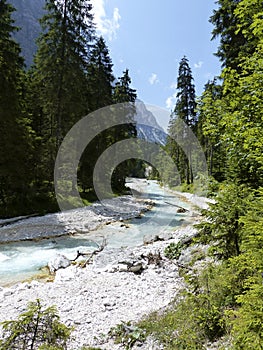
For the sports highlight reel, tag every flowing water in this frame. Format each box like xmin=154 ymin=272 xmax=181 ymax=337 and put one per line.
xmin=0 ymin=180 xmax=191 ymax=286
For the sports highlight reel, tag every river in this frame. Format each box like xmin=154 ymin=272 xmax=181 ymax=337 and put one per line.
xmin=0 ymin=180 xmax=192 ymax=286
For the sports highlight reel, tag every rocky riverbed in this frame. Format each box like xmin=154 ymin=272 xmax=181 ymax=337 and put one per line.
xmin=0 ymin=224 xmax=199 ymax=349
xmin=0 ymin=182 xmax=212 ymax=349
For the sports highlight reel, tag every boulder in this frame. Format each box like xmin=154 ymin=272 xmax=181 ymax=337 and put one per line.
xmin=48 ymin=254 xmax=71 ymax=274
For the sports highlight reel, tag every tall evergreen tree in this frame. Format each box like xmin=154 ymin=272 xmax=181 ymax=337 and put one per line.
xmin=111 ymin=69 xmax=138 ymax=192
xmin=167 ymin=56 xmax=196 ymax=185
xmin=86 ymin=36 xmax=115 ymax=111
xmin=113 ymin=69 xmax=137 ymax=104
xmin=0 ymin=0 xmax=33 ymax=216
xmin=210 ymin=0 xmax=261 ymax=70
xmin=78 ymin=37 xmax=115 ymax=193
xmin=210 ymin=0 xmax=245 ymax=69
xmin=196 ymin=79 xmax=225 ymax=180
xmin=27 ymin=0 xmax=95 ymax=185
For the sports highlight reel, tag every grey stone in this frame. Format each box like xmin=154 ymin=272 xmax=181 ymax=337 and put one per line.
xmin=48 ymin=254 xmax=71 ymax=273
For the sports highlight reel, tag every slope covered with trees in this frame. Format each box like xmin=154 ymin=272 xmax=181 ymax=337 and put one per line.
xmin=0 ymin=0 xmax=137 ymax=217
xmin=146 ymin=0 xmax=263 ymax=348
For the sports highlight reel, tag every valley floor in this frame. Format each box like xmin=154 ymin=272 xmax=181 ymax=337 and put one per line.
xmin=0 ymin=182 xmax=211 ymax=349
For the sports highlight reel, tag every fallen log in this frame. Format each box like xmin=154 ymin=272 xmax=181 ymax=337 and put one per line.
xmin=164 ymin=201 xmax=189 ymax=212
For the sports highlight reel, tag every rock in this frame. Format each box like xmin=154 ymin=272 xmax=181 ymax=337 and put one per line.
xmin=128 ymin=262 xmax=143 ymax=274
xmin=177 ymin=207 xmax=187 ymax=213
xmin=48 ymin=254 xmax=71 ymax=274
xmin=3 ymin=289 xmax=14 ymax=297
xmin=143 ymin=234 xmax=165 ymax=245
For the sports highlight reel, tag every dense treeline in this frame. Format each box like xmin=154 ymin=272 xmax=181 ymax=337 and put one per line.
xmin=0 ymin=0 xmax=137 ymax=217
xmin=1 ymin=0 xmax=263 ymax=347
xmin=157 ymin=0 xmax=263 ymax=348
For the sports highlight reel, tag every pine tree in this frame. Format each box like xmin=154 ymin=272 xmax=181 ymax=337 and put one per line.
xmin=210 ymin=0 xmax=261 ymax=70
xmin=79 ymin=36 xmax=115 ymax=193
xmin=87 ymin=36 xmax=115 ymax=111
xmin=196 ymin=79 xmax=225 ymax=180
xmin=210 ymin=0 xmax=245 ymax=69
xmin=0 ymin=0 xmax=33 ymax=216
xmin=0 ymin=299 xmax=71 ymax=349
xmin=113 ymin=69 xmax=137 ymax=104
xmin=28 ymin=0 xmax=95 ymax=185
xmin=111 ymin=69 xmax=137 ymax=192
xmin=167 ymin=56 xmax=196 ymax=185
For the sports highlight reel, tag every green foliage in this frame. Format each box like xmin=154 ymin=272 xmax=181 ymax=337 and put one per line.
xmin=0 ymin=299 xmax=72 ymax=349
xmin=167 ymin=56 xmax=197 ymax=186
xmin=229 ymin=284 xmax=263 ymax=350
xmin=0 ymin=0 xmax=35 ymax=216
xmin=196 ymin=79 xmax=225 ymax=181
xmin=196 ymin=183 xmax=251 ymax=259
xmin=210 ymin=0 xmax=248 ymax=69
xmin=139 ymin=286 xmax=225 ymax=349
xmin=164 ymin=241 xmax=183 ymax=260
xmin=109 ymin=321 xmax=146 ymax=349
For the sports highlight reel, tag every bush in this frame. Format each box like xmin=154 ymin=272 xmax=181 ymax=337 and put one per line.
xmin=109 ymin=321 xmax=146 ymax=349
xmin=0 ymin=299 xmax=72 ymax=350
xmin=164 ymin=242 xmax=184 ymax=260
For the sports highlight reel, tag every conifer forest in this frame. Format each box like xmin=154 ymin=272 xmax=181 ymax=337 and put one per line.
xmin=1 ymin=0 xmax=263 ymax=348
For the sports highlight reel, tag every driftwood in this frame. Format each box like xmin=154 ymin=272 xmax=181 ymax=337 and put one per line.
xmin=164 ymin=201 xmax=189 ymax=212
xmin=70 ymin=250 xmax=90 ymax=262
xmin=75 ymin=237 xmax=107 ymax=268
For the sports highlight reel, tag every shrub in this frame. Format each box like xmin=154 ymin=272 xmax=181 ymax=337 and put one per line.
xmin=164 ymin=241 xmax=183 ymax=260
xmin=0 ymin=299 xmax=72 ymax=350
xmin=109 ymin=321 xmax=146 ymax=349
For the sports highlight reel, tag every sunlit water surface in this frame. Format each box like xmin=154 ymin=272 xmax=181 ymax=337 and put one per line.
xmin=0 ymin=180 xmax=191 ymax=286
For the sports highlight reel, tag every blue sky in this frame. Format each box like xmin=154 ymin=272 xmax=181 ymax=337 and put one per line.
xmin=90 ymin=0 xmax=221 ymax=129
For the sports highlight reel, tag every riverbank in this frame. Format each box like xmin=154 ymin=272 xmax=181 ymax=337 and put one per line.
xmin=0 ymin=193 xmax=154 ymax=244
xmin=0 ymin=182 xmax=211 ymax=349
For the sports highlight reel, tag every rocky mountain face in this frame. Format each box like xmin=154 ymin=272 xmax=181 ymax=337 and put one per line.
xmin=10 ymin=0 xmax=45 ymax=67
xmin=9 ymin=2 xmax=167 ymax=146
xmin=135 ymin=101 xmax=167 ymax=146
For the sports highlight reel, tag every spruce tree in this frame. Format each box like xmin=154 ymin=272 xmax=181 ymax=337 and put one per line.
xmin=0 ymin=0 xmax=33 ymax=216
xmin=196 ymin=79 xmax=225 ymax=180
xmin=113 ymin=69 xmax=137 ymax=104
xmin=111 ymin=69 xmax=137 ymax=192
xmin=167 ymin=56 xmax=196 ymax=185
xmin=87 ymin=36 xmax=115 ymax=111
xmin=210 ymin=0 xmax=261 ymax=70
xmin=28 ymin=0 xmax=95 ymax=185
xmin=210 ymin=0 xmax=245 ymax=69
xmin=79 ymin=36 xmax=115 ymax=193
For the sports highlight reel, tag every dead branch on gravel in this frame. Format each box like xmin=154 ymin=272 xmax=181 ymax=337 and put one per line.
xmin=70 ymin=237 xmax=107 ymax=268
xmin=81 ymin=237 xmax=107 ymax=268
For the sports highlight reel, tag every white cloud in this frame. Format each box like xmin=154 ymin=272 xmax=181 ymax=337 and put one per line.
xmin=165 ymin=80 xmax=177 ymax=109
xmin=90 ymin=0 xmax=121 ymax=41
xmin=194 ymin=61 xmax=203 ymax=69
xmin=170 ymin=81 xmax=177 ymax=90
xmin=166 ymin=93 xmax=177 ymax=110
xmin=149 ymin=73 xmax=159 ymax=85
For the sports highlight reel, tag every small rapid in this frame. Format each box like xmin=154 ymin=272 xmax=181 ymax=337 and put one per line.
xmin=0 ymin=180 xmax=191 ymax=286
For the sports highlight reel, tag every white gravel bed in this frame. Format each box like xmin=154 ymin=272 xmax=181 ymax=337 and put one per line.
xmin=0 ymin=184 xmax=211 ymax=349
xmin=0 ymin=224 xmax=198 ymax=349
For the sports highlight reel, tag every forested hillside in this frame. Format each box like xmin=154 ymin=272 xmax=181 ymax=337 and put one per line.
xmin=144 ymin=0 xmax=263 ymax=348
xmin=1 ymin=0 xmax=263 ymax=347
xmin=0 ymin=0 xmax=137 ymax=218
